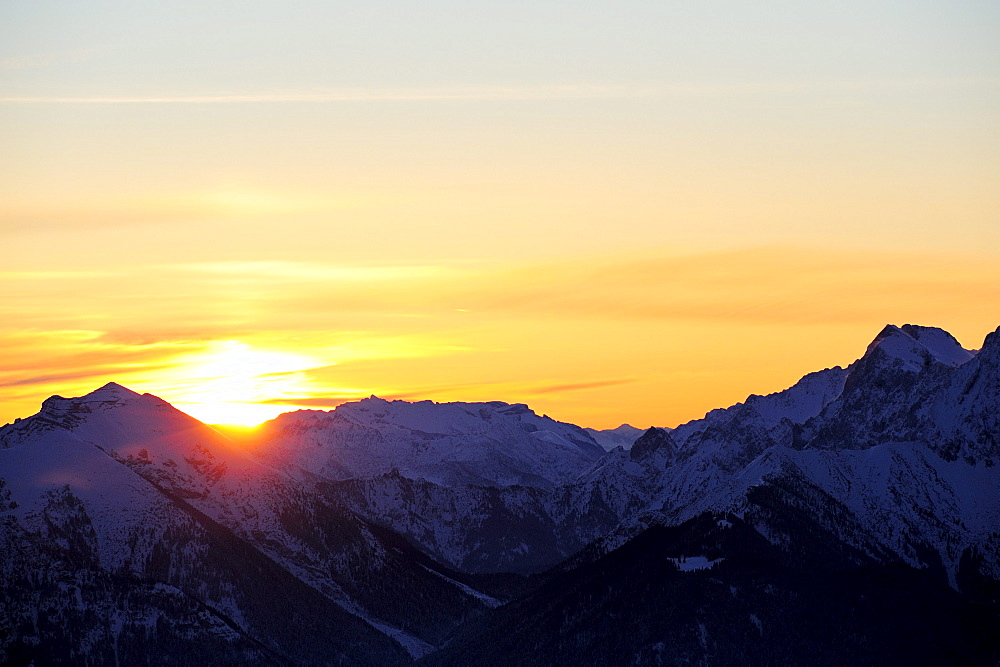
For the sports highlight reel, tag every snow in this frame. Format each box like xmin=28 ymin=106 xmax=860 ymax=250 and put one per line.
xmin=667 ymin=365 xmax=847 ymax=450
xmin=584 ymin=424 xmax=646 ymax=451
xmin=557 ymin=324 xmax=999 ymax=587
xmin=419 ymin=564 xmax=502 ymax=607
xmin=332 ymin=596 xmax=436 ymax=659
xmin=900 ymin=325 xmax=975 ymax=367
xmin=1 ymin=319 xmax=997 ymax=653
xmin=668 ymin=556 xmax=724 ymax=572
xmin=0 ymin=430 xmax=175 ymax=571
xmin=258 ymin=396 xmax=605 ymax=489
xmin=0 ymin=383 xmax=487 ymax=660
xmin=745 ymin=367 xmax=848 ymax=430
xmin=869 ymin=324 xmax=973 ymax=372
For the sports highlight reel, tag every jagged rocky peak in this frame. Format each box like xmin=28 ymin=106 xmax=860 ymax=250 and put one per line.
xmin=864 ymin=323 xmax=973 ymax=371
xmin=927 ymin=324 xmax=1000 ymax=464
xmin=976 ymin=324 xmax=1000 ymax=359
xmin=629 ymin=426 xmax=676 ymax=462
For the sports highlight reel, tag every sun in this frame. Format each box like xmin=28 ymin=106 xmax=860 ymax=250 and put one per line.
xmin=163 ymin=341 xmax=322 ymax=427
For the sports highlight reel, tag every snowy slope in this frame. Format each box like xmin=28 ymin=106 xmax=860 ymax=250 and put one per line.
xmin=321 ymin=324 xmax=1000 ymax=581
xmin=584 ymin=424 xmax=646 ymax=451
xmin=0 ymin=384 xmax=503 ymax=660
xmin=2 ymin=323 xmax=998 ymax=662
xmin=0 ymin=418 xmax=411 ymax=663
xmin=563 ymin=324 xmax=999 ymax=586
xmin=254 ymin=396 xmax=605 ymax=489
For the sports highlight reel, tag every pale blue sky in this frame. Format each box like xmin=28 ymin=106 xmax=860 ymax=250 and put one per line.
xmin=3 ymin=2 xmax=998 ymax=94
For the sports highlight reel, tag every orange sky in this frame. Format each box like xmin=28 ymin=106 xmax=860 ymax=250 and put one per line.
xmin=2 ymin=248 xmax=997 ymax=428
xmin=2 ymin=2 xmax=998 ymax=428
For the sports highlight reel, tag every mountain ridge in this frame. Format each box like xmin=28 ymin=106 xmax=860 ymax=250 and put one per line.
xmin=2 ymin=323 xmax=998 ymax=663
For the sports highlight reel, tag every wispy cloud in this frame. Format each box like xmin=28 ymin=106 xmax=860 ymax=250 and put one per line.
xmin=1 ymin=77 xmax=992 ymax=104
xmin=260 ymin=396 xmax=362 ymax=408
xmin=0 ymin=84 xmax=662 ymax=104
xmin=528 ymin=379 xmax=635 ymax=395
xmin=0 ymin=365 xmax=173 ymax=389
xmin=0 ymin=270 xmax=115 ymax=280
xmin=257 ymin=378 xmax=634 ymax=408
xmin=2 ymin=246 xmax=997 ymax=428
xmin=174 ymin=261 xmax=448 ymax=283
xmin=450 ymin=247 xmax=1000 ymax=328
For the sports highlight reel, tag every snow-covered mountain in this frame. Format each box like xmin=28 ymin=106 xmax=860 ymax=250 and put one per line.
xmin=553 ymin=324 xmax=1000 ymax=585
xmin=583 ymin=424 xmax=646 ymax=450
xmin=2 ymin=323 xmax=999 ymax=663
xmin=422 ymin=325 xmax=1000 ymax=664
xmin=326 ymin=324 xmax=1000 ymax=584
xmin=0 ymin=384 xmax=506 ymax=662
xmin=252 ymin=396 xmax=605 ymax=489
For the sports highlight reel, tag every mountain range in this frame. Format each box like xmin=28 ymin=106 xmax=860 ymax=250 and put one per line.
xmin=1 ymin=323 xmax=998 ymax=664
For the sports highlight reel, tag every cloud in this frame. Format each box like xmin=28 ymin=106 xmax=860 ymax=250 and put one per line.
xmin=0 ymin=84 xmax=661 ymax=104
xmin=2 ymin=77 xmax=992 ymax=104
xmin=1 ymin=245 xmax=997 ymax=428
xmin=173 ymin=261 xmax=448 ymax=283
xmin=259 ymin=396 xmax=360 ymax=408
xmin=446 ymin=246 xmax=1000 ymax=328
xmin=527 ymin=379 xmax=635 ymax=395
xmin=272 ymin=378 xmax=637 ymax=407
xmin=0 ymin=365 xmax=172 ymax=389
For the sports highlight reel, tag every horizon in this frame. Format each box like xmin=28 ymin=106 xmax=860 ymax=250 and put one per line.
xmin=4 ymin=320 xmax=994 ymax=431
xmin=3 ymin=2 xmax=998 ymax=429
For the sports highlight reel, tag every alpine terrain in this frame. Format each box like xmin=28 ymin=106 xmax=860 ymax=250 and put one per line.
xmin=1 ymin=324 xmax=998 ymax=664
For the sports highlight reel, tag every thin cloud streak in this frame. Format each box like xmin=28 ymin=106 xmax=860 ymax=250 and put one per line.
xmin=2 ymin=247 xmax=997 ymax=427
xmin=0 ymin=365 xmax=173 ymax=389
xmin=260 ymin=378 xmax=634 ymax=408
xmin=1 ymin=77 xmax=992 ymax=104
xmin=260 ymin=396 xmax=363 ymax=408
xmin=528 ymin=379 xmax=636 ymax=395
xmin=0 ymin=85 xmax=662 ymax=104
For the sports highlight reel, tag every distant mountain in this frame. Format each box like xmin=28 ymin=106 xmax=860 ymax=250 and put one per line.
xmin=2 ymin=323 xmax=999 ymax=664
xmin=583 ymin=424 xmax=646 ymax=450
xmin=252 ymin=396 xmax=605 ymax=489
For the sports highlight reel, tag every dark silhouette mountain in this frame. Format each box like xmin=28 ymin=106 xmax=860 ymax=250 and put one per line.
xmin=424 ymin=513 xmax=1000 ymax=666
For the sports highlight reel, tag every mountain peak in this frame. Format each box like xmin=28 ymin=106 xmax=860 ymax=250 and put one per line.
xmin=865 ymin=323 xmax=972 ymax=371
xmin=583 ymin=424 xmax=646 ymax=451
xmin=38 ymin=382 xmax=143 ymax=414
xmin=88 ymin=382 xmax=142 ymax=399
xmin=262 ymin=395 xmax=604 ymax=488
xmin=629 ymin=426 xmax=676 ymax=462
xmin=975 ymin=325 xmax=1000 ymax=359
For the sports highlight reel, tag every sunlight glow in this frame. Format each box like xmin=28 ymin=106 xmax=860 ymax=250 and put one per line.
xmin=164 ymin=341 xmax=323 ymax=427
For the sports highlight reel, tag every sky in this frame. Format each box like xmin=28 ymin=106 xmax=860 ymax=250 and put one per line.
xmin=2 ymin=1 xmax=999 ymax=428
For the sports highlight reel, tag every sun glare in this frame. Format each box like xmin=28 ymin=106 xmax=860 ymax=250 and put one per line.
xmin=164 ymin=341 xmax=322 ymax=427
